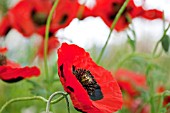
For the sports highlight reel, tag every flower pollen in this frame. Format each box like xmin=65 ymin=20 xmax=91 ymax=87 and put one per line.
xmin=72 ymin=66 xmax=103 ymax=101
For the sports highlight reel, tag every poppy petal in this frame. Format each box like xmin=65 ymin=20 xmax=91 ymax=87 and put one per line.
xmin=0 ymin=66 xmax=40 ymax=83
xmin=0 ymin=15 xmax=11 ymax=36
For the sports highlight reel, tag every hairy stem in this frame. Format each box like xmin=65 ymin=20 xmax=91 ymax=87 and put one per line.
xmin=44 ymin=0 xmax=59 ymax=85
xmin=46 ymin=91 xmax=69 ymax=113
xmin=0 ymin=96 xmax=47 ymax=113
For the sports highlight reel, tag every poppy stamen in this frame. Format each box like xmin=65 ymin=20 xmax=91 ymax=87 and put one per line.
xmin=72 ymin=66 xmax=103 ymax=101
xmin=31 ymin=10 xmax=47 ymax=26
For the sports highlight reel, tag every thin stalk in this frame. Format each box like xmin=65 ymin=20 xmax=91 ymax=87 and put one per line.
xmin=46 ymin=92 xmax=69 ymax=113
xmin=44 ymin=0 xmax=59 ymax=84
xmin=96 ymin=0 xmax=130 ymax=64
xmin=145 ymin=64 xmax=155 ymax=113
xmin=0 ymin=96 xmax=48 ymax=113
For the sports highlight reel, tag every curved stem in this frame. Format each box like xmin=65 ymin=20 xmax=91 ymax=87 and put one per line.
xmin=46 ymin=91 xmax=69 ymax=113
xmin=44 ymin=0 xmax=59 ymax=84
xmin=96 ymin=0 xmax=130 ymax=64
xmin=152 ymin=40 xmax=161 ymax=56
xmin=0 ymin=96 xmax=48 ymax=113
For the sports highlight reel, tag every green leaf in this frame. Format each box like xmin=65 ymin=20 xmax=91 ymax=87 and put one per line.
xmin=127 ymin=34 xmax=136 ymax=51
xmin=161 ymin=35 xmax=170 ymax=52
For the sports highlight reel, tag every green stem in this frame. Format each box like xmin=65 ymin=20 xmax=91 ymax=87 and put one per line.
xmin=44 ymin=0 xmax=59 ymax=84
xmin=96 ymin=0 xmax=130 ymax=64
xmin=0 ymin=96 xmax=48 ymax=113
xmin=46 ymin=92 xmax=69 ymax=113
xmin=152 ymin=40 xmax=161 ymax=56
xmin=145 ymin=64 xmax=155 ymax=113
xmin=158 ymin=93 xmax=164 ymax=113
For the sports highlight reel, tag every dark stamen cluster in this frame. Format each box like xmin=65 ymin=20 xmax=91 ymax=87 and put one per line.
xmin=0 ymin=54 xmax=7 ymax=66
xmin=72 ymin=66 xmax=103 ymax=101
xmin=31 ymin=10 xmax=47 ymax=26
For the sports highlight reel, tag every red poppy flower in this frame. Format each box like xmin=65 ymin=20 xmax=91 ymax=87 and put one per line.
xmin=0 ymin=49 xmax=40 ymax=83
xmin=50 ymin=0 xmax=79 ymax=32
xmin=82 ymin=0 xmax=163 ymax=31
xmin=0 ymin=0 xmax=52 ymax=37
xmin=57 ymin=43 xmax=122 ymax=113
xmin=115 ymin=69 xmax=147 ymax=96
xmin=37 ymin=36 xmax=60 ymax=58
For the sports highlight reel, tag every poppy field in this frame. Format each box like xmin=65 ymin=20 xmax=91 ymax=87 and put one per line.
xmin=0 ymin=0 xmax=170 ymax=113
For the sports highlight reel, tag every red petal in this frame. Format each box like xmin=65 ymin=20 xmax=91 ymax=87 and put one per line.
xmin=0 ymin=15 xmax=11 ymax=36
xmin=8 ymin=0 xmax=36 ymax=37
xmin=0 ymin=47 xmax=8 ymax=54
xmin=0 ymin=65 xmax=40 ymax=82
xmin=141 ymin=9 xmax=163 ymax=20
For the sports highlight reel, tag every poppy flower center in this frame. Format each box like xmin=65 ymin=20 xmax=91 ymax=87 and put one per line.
xmin=0 ymin=54 xmax=7 ymax=66
xmin=72 ymin=66 xmax=103 ymax=101
xmin=59 ymin=14 xmax=68 ymax=25
xmin=109 ymin=2 xmax=132 ymax=22
xmin=31 ymin=10 xmax=47 ymax=26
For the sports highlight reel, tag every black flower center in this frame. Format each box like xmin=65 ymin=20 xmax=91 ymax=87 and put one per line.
xmin=72 ymin=66 xmax=103 ymax=101
xmin=0 ymin=54 xmax=7 ymax=66
xmin=109 ymin=2 xmax=132 ymax=22
xmin=31 ymin=10 xmax=47 ymax=26
xmin=2 ymin=77 xmax=23 ymax=83
xmin=59 ymin=14 xmax=68 ymax=25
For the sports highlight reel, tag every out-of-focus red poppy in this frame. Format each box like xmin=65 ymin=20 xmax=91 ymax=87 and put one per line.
xmin=0 ymin=48 xmax=40 ymax=83
xmin=0 ymin=0 xmax=52 ymax=37
xmin=0 ymin=0 xmax=80 ymax=39
xmin=157 ymin=86 xmax=170 ymax=107
xmin=82 ymin=0 xmax=163 ymax=31
xmin=37 ymin=36 xmax=60 ymax=58
xmin=57 ymin=43 xmax=122 ymax=113
xmin=115 ymin=69 xmax=149 ymax=113
xmin=50 ymin=0 xmax=79 ymax=32
xmin=115 ymin=68 xmax=147 ymax=97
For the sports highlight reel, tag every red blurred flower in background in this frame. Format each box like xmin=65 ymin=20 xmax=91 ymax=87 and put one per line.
xmin=0 ymin=0 xmax=52 ymax=37
xmin=0 ymin=0 xmax=80 ymax=37
xmin=115 ymin=68 xmax=147 ymax=96
xmin=115 ymin=69 xmax=149 ymax=113
xmin=0 ymin=47 xmax=40 ymax=83
xmin=157 ymin=86 xmax=170 ymax=111
xmin=58 ymin=43 xmax=122 ymax=113
xmin=50 ymin=0 xmax=79 ymax=33
xmin=82 ymin=0 xmax=163 ymax=31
